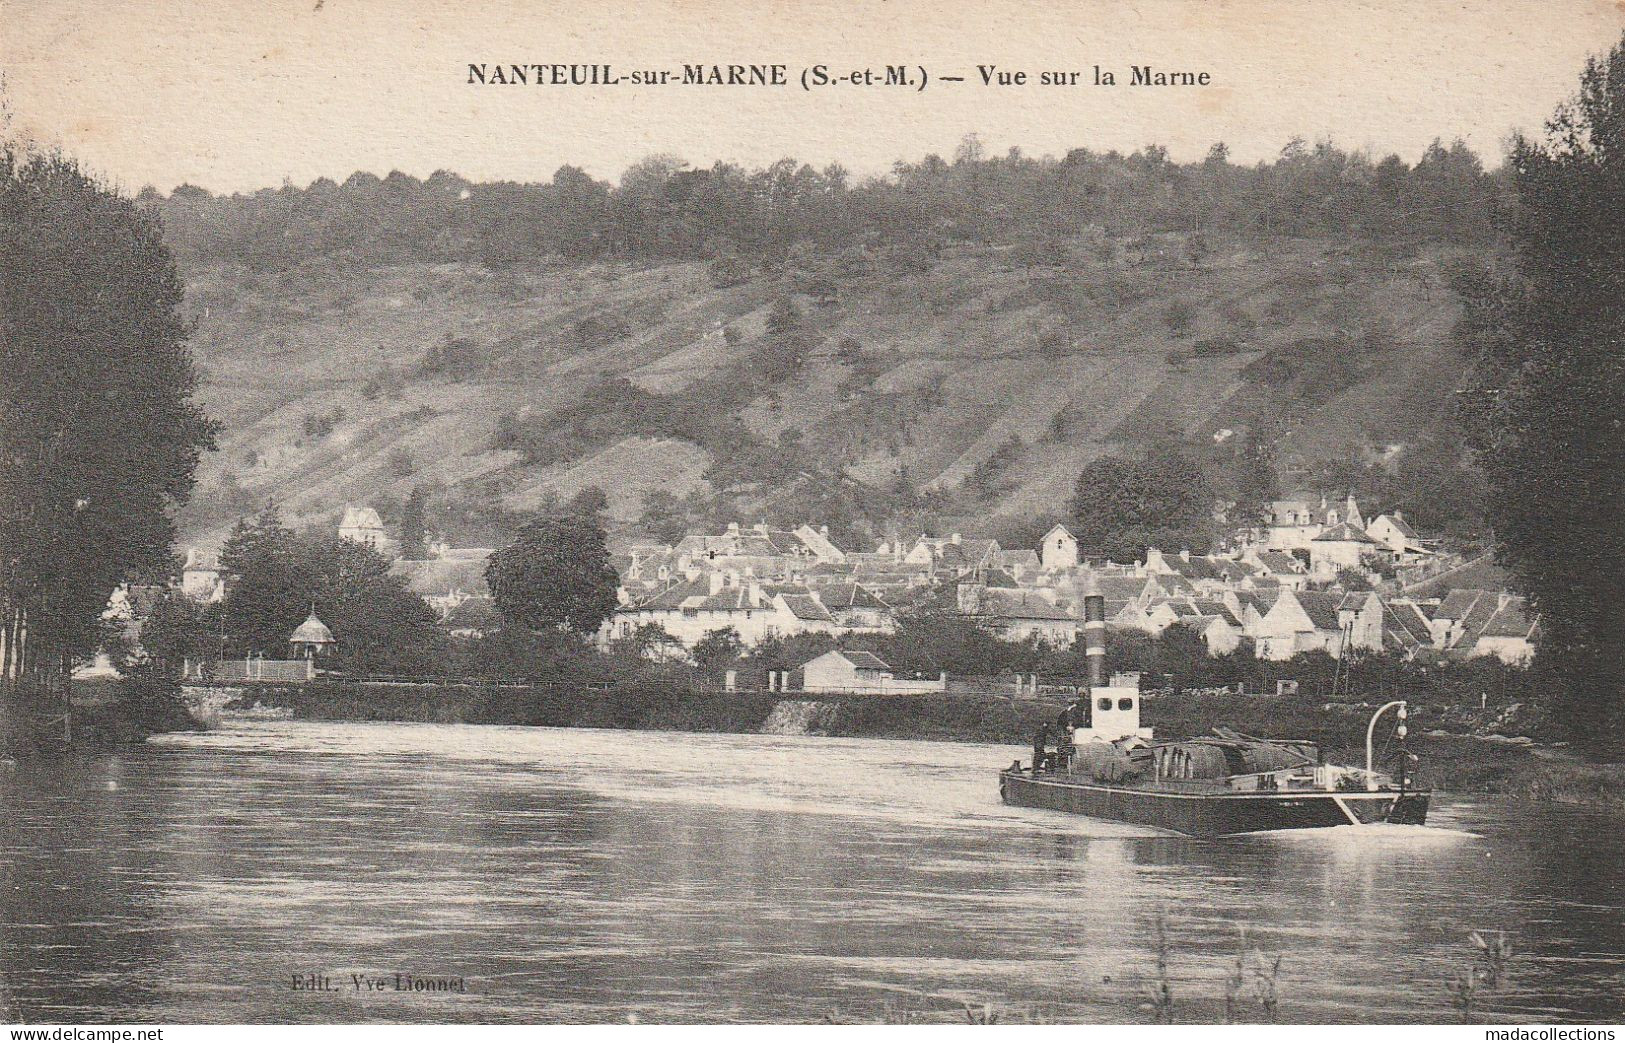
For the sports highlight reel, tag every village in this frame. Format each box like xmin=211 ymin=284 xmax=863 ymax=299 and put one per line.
xmin=92 ymin=487 xmax=1538 ymax=697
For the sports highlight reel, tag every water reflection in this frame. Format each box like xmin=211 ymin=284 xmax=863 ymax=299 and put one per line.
xmin=0 ymin=721 xmax=1619 ymax=1023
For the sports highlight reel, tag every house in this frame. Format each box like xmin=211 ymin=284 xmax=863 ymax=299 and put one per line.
xmin=1083 ymin=574 xmax=1166 ymax=621
xmin=902 ymin=533 xmax=1002 ymax=574
xmin=605 ymin=573 xmax=866 ymax=648
xmin=957 ymin=583 xmax=1079 ymax=646
xmin=673 ymin=522 xmax=846 ymax=572
xmin=1261 ymin=492 xmax=1364 ymax=550
xmin=1244 ymin=548 xmax=1310 ymax=590
xmin=1431 ymin=589 xmax=1500 ymax=651
xmin=804 ymin=581 xmax=895 ymax=632
xmin=1230 ymin=588 xmax=1281 ymax=634
xmin=800 ymin=650 xmax=946 ymax=695
xmin=1366 ymin=512 xmax=1429 ymax=559
xmin=388 ymin=552 xmax=492 ymax=618
xmin=1470 ymin=596 xmax=1539 ymax=665
xmin=1149 ymin=572 xmax=1199 ymax=599
xmin=180 ymin=547 xmax=225 ymax=603
xmin=1337 ymin=591 xmax=1385 ymax=653
xmin=1441 ymin=592 xmax=1539 ymax=665
xmin=1112 ymin=598 xmax=1182 ymax=635
xmin=443 ymin=596 xmax=499 ymax=639
xmin=1040 ymin=524 xmax=1079 ymax=570
xmin=338 ymin=506 xmax=390 ymax=552
xmin=794 ymin=524 xmax=847 ymax=563
xmin=1249 ymin=590 xmax=1377 ymax=661
xmin=1177 ymin=612 xmax=1244 ymax=656
xmin=1309 ymin=522 xmax=1383 ymax=579
xmin=996 ymin=548 xmax=1041 ymax=579
xmin=1382 ymin=598 xmax=1436 ymax=659
xmin=1150 ymin=551 xmax=1255 ymax=595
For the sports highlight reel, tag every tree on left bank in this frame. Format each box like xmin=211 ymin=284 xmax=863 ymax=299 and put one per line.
xmin=0 ymin=147 xmax=217 ymax=698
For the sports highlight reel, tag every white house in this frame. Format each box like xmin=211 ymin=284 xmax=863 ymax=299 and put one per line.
xmin=1262 ymin=493 xmax=1364 ymax=551
xmin=180 ymin=547 xmax=225 ymax=603
xmin=1309 ymin=522 xmax=1383 ymax=579
xmin=1040 ymin=524 xmax=1079 ymax=570
xmin=800 ymin=650 xmax=946 ymax=695
xmin=605 ymin=573 xmax=877 ymax=649
xmin=339 ymin=505 xmax=389 ymax=551
xmin=1249 ymin=590 xmax=1378 ymax=661
xmin=1470 ymin=599 xmax=1539 ymax=665
xmin=1366 ymin=512 xmax=1429 ymax=559
xmin=1178 ymin=613 xmax=1244 ymax=656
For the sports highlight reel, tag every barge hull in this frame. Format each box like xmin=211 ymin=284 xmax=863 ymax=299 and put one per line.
xmin=1000 ymin=771 xmax=1430 ymax=837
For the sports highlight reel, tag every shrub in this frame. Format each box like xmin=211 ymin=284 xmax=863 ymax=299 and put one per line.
xmin=301 ymin=408 xmax=345 ymax=438
xmin=421 ymin=334 xmax=482 ymax=379
xmin=1164 ymin=299 xmax=1198 ymax=336
xmin=1190 ymin=337 xmax=1243 ymax=358
xmin=387 ymin=447 xmax=417 ymax=477
xmin=707 ymin=255 xmax=753 ymax=288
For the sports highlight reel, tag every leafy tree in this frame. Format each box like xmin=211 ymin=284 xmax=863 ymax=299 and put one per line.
xmin=399 ymin=486 xmax=430 ymax=560
xmin=1067 ymin=449 xmax=1217 ymax=562
xmin=690 ymin=627 xmax=745 ymax=674
xmin=0 ymin=148 xmax=217 ymax=695
xmin=1458 ymin=34 xmax=1625 ymax=754
xmin=219 ymin=509 xmax=444 ymax=672
xmin=486 ymin=514 xmax=619 ymax=636
xmin=217 ymin=506 xmax=305 ymax=654
xmin=1221 ymin=429 xmax=1279 ymax=528
xmin=765 ymin=296 xmax=801 ymax=337
xmin=565 ymin=484 xmax=609 ymax=519
xmin=135 ymin=595 xmax=220 ymax=673
xmin=874 ymin=610 xmax=1008 ymax=677
xmin=640 ymin=488 xmax=688 ymax=543
xmin=605 ymin=622 xmax=685 ymax=664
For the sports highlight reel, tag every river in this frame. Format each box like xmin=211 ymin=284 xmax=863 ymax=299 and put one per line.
xmin=0 ymin=720 xmax=1620 ymax=1024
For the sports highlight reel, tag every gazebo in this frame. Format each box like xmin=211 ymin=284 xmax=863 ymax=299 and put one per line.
xmin=288 ymin=610 xmax=336 ymax=659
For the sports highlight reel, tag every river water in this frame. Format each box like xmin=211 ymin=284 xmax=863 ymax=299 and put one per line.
xmin=0 ymin=721 xmax=1621 ymax=1024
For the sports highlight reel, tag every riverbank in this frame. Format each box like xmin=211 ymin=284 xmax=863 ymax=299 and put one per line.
xmin=200 ymin=679 xmax=1625 ymax=808
xmin=1 ymin=676 xmax=198 ymax=754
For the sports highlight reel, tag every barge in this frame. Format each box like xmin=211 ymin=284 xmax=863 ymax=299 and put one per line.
xmin=998 ymin=585 xmax=1429 ymax=838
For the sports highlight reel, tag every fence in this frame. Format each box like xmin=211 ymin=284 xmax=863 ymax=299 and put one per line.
xmin=185 ymin=657 xmax=315 ymax=683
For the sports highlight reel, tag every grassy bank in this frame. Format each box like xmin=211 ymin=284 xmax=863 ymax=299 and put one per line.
xmin=213 ymin=681 xmax=1625 ymax=807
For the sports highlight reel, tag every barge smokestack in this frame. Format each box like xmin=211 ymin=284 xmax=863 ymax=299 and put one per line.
xmin=1083 ymin=578 xmax=1106 ymax=689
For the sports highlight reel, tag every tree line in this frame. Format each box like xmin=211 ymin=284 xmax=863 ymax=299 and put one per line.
xmin=145 ymin=136 xmax=1501 ymax=275
xmin=1 ymin=148 xmax=216 ymax=725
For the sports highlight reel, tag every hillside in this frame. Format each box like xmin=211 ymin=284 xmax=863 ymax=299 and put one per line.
xmin=173 ymin=228 xmax=1474 ymax=552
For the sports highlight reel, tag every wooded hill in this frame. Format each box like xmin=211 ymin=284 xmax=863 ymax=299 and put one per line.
xmin=154 ymin=139 xmax=1500 ymax=551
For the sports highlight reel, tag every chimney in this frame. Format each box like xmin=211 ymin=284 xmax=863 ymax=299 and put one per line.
xmin=1393 ymin=509 xmax=1404 ymax=521
xmin=727 ymin=522 xmax=740 ymax=534
xmin=1083 ymin=577 xmax=1107 ymax=689
xmin=708 ymin=572 xmax=724 ymax=595
xmin=820 ymin=525 xmax=829 ymax=537
xmin=951 ymin=532 xmax=962 ymax=545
